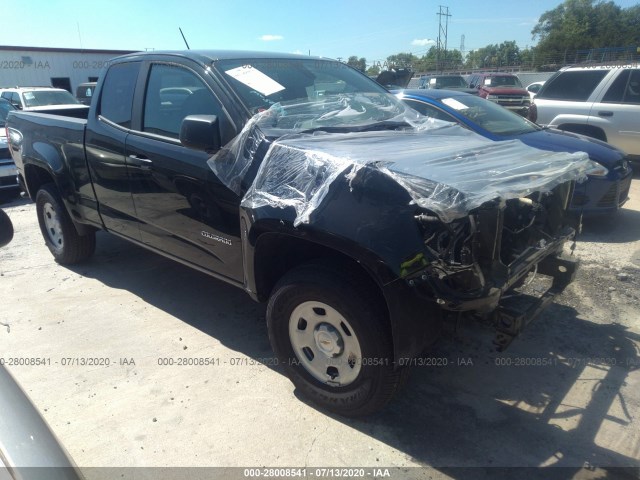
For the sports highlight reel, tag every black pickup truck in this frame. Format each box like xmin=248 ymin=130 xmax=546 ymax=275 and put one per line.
xmin=7 ymin=50 xmax=591 ymax=416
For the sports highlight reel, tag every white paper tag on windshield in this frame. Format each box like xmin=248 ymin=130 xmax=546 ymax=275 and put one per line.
xmin=441 ymin=98 xmax=468 ymax=111
xmin=225 ymin=65 xmax=285 ymax=96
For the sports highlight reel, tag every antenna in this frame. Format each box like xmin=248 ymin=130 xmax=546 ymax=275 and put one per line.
xmin=179 ymin=28 xmax=191 ymax=50
xmin=77 ymin=22 xmax=83 ymax=50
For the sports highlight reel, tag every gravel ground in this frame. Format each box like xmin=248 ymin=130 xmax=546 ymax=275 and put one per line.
xmin=1 ymin=172 xmax=639 ymax=480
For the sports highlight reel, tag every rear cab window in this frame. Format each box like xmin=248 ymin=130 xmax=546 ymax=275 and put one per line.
xmin=99 ymin=62 xmax=141 ymax=128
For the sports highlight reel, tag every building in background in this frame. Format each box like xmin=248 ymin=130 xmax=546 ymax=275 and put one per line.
xmin=0 ymin=45 xmax=136 ymax=93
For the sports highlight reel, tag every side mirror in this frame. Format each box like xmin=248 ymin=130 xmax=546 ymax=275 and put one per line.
xmin=0 ymin=208 xmax=14 ymax=248
xmin=179 ymin=115 xmax=221 ymax=154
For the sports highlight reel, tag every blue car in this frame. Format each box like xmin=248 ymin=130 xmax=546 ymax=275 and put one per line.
xmin=395 ymin=89 xmax=634 ymax=216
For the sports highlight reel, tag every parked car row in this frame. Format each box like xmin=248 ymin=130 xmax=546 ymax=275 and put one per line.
xmin=395 ymin=88 xmax=633 ymax=216
xmin=418 ymin=72 xmax=531 ymax=116
xmin=408 ymin=63 xmax=638 ymax=217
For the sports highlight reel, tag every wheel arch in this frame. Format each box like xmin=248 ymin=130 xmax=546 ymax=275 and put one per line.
xmin=252 ymin=231 xmax=388 ymax=308
xmin=24 ymin=163 xmax=56 ymax=200
xmin=248 ymin=229 xmax=442 ymax=364
xmin=24 ymin=164 xmax=95 ymax=236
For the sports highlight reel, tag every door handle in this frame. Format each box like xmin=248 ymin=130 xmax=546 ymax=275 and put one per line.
xmin=128 ymin=155 xmax=153 ymax=167
xmin=598 ymin=111 xmax=614 ymax=117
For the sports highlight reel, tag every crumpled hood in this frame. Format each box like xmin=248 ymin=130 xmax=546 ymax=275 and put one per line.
xmin=209 ymin=99 xmax=593 ymax=225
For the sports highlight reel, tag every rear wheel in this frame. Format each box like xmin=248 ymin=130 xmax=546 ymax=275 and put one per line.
xmin=36 ymin=183 xmax=95 ymax=264
xmin=267 ymin=262 xmax=407 ymax=416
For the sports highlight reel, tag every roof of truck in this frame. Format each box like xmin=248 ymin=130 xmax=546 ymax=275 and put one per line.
xmin=113 ymin=50 xmax=330 ymax=64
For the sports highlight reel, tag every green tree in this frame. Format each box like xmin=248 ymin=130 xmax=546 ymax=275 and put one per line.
xmin=347 ymin=56 xmax=367 ymax=72
xmin=532 ymin=0 xmax=640 ymax=67
xmin=464 ymin=42 xmax=523 ymax=69
xmin=386 ymin=53 xmax=419 ymax=69
xmin=416 ymin=46 xmax=464 ymax=72
xmin=365 ymin=64 xmax=381 ymax=76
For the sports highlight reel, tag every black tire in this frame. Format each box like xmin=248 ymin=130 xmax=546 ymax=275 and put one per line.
xmin=267 ymin=261 xmax=407 ymax=416
xmin=0 ymin=208 xmax=14 ymax=248
xmin=35 ymin=183 xmax=95 ymax=264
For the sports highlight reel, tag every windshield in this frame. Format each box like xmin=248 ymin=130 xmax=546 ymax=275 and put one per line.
xmin=434 ymin=76 xmax=467 ymax=88
xmin=23 ymin=90 xmax=80 ymax=107
xmin=439 ymin=94 xmax=539 ymax=136
xmin=484 ymin=76 xmax=523 ymax=88
xmin=0 ymin=100 xmax=16 ymax=127
xmin=215 ymin=58 xmax=410 ymax=129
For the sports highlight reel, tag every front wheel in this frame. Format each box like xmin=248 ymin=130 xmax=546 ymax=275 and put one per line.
xmin=267 ymin=262 xmax=407 ymax=416
xmin=36 ymin=183 xmax=95 ymax=264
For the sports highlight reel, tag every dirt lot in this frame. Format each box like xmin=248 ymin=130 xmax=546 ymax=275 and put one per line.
xmin=1 ymin=173 xmax=639 ymax=479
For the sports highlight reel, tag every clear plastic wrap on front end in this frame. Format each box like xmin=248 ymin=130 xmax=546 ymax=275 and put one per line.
xmin=209 ymin=99 xmax=593 ymax=225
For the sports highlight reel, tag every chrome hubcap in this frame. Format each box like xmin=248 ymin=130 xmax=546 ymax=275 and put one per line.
xmin=289 ymin=301 xmax=362 ymax=387
xmin=43 ymin=203 xmax=63 ymax=251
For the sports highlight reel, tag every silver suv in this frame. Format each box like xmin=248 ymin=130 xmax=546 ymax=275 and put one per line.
xmin=529 ymin=64 xmax=640 ymax=164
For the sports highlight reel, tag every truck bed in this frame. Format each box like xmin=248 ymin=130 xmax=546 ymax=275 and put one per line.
xmin=7 ymin=108 xmax=102 ymax=228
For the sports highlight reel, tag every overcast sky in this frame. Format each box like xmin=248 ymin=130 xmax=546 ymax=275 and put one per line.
xmin=3 ymin=0 xmax=638 ymax=64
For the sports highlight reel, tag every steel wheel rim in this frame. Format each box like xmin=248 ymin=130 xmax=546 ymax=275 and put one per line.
xmin=289 ymin=301 xmax=362 ymax=387
xmin=43 ymin=202 xmax=63 ymax=251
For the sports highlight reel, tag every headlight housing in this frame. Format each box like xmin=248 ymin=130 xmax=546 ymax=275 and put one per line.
xmin=585 ymin=163 xmax=609 ymax=177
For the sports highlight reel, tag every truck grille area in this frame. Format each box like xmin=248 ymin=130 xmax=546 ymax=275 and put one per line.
xmin=412 ymin=182 xmax=574 ymax=312
xmin=495 ymin=95 xmax=527 ymax=106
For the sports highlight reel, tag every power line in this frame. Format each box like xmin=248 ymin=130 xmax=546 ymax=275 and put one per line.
xmin=436 ymin=5 xmax=452 ymax=73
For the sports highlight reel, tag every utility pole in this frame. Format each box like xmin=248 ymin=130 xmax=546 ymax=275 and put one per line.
xmin=436 ymin=5 xmax=451 ymax=73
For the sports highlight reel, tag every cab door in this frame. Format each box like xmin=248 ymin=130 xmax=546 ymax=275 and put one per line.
xmin=85 ymin=61 xmax=142 ymax=241
xmin=124 ymin=61 xmax=243 ymax=281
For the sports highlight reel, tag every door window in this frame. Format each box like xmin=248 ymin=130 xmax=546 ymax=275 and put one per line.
xmin=3 ymin=92 xmax=21 ymax=108
xmin=601 ymin=69 xmax=640 ymax=104
xmin=623 ymin=70 xmax=640 ymax=104
xmin=142 ymin=63 xmax=232 ymax=143
xmin=602 ymin=70 xmax=630 ymax=103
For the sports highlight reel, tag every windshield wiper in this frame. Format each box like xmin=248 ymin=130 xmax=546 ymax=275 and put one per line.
xmin=299 ymin=120 xmax=411 ymax=135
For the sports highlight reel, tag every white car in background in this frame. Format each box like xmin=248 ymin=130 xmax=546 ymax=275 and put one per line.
xmin=0 ymin=87 xmax=84 ymax=111
xmin=529 ymin=64 xmax=640 ymax=165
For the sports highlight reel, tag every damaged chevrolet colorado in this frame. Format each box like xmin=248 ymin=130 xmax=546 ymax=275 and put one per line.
xmin=7 ymin=51 xmax=593 ymax=416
